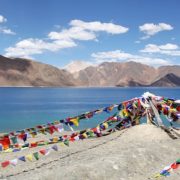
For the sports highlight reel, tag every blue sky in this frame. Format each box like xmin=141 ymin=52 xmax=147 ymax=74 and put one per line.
xmin=0 ymin=0 xmax=180 ymax=67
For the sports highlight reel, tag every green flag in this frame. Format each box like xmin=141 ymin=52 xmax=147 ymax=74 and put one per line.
xmin=33 ymin=152 xmax=39 ymax=160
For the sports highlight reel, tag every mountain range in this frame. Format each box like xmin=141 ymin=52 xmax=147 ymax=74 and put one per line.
xmin=0 ymin=55 xmax=180 ymax=87
xmin=71 ymin=61 xmax=180 ymax=87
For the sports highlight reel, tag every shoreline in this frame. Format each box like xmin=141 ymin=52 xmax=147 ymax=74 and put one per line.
xmin=0 ymin=86 xmax=180 ymax=88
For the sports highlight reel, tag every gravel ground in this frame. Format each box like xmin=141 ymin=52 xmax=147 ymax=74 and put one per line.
xmin=0 ymin=124 xmax=179 ymax=180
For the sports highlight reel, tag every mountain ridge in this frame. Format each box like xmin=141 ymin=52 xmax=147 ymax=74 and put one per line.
xmin=0 ymin=55 xmax=180 ymax=87
xmin=74 ymin=61 xmax=180 ymax=87
xmin=0 ymin=55 xmax=76 ymax=87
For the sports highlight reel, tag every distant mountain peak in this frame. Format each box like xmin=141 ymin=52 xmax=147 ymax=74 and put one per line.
xmin=64 ymin=60 xmax=93 ymax=73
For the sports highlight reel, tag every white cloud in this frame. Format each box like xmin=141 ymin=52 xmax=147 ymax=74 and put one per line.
xmin=49 ymin=26 xmax=96 ymax=41
xmin=49 ymin=20 xmax=128 ymax=42
xmin=139 ymin=23 xmax=173 ymax=39
xmin=92 ymin=50 xmax=133 ymax=62
xmin=159 ymin=43 xmax=178 ymax=50
xmin=5 ymin=19 xmax=128 ymax=58
xmin=127 ymin=57 xmax=170 ymax=66
xmin=70 ymin=19 xmax=129 ymax=34
xmin=91 ymin=50 xmax=171 ymax=66
xmin=5 ymin=38 xmax=76 ymax=58
xmin=140 ymin=43 xmax=180 ymax=56
xmin=0 ymin=15 xmax=7 ymax=23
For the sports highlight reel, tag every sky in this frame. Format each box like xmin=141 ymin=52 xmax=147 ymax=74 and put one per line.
xmin=0 ymin=0 xmax=180 ymax=68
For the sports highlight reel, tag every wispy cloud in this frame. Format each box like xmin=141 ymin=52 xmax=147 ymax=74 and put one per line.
xmin=140 ymin=43 xmax=180 ymax=56
xmin=5 ymin=20 xmax=129 ymax=58
xmin=0 ymin=14 xmax=16 ymax=35
xmin=91 ymin=50 xmax=171 ymax=66
xmin=0 ymin=27 xmax=16 ymax=35
xmin=139 ymin=23 xmax=173 ymax=39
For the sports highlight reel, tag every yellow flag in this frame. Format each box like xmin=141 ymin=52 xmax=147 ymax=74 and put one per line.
xmin=70 ymin=118 xmax=79 ymax=126
xmin=26 ymin=154 xmax=33 ymax=161
xmin=123 ymin=109 xmax=129 ymax=117
xmin=103 ymin=122 xmax=109 ymax=129
xmin=154 ymin=173 xmax=163 ymax=178
xmin=59 ymin=142 xmax=65 ymax=146
xmin=5 ymin=149 xmax=13 ymax=153
xmin=82 ymin=133 xmax=88 ymax=139
xmin=53 ymin=137 xmax=59 ymax=143
xmin=169 ymin=108 xmax=176 ymax=113
xmin=30 ymin=132 xmax=36 ymax=138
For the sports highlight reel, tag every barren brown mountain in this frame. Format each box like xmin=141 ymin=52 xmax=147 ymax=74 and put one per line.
xmin=0 ymin=55 xmax=180 ymax=87
xmin=0 ymin=55 xmax=76 ymax=87
xmin=74 ymin=61 xmax=180 ymax=87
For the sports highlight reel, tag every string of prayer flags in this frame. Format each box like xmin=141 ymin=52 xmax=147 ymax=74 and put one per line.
xmin=1 ymin=144 xmax=61 ymax=168
xmin=1 ymin=94 xmax=178 ymax=153
xmin=0 ymin=93 xmax=179 ymax=169
xmin=0 ymin=95 xmax=150 ymax=150
xmin=155 ymin=158 xmax=180 ymax=178
xmin=0 ymin=101 xmax=122 ymax=140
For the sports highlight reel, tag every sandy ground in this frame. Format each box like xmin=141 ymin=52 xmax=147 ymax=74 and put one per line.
xmin=0 ymin=124 xmax=180 ymax=180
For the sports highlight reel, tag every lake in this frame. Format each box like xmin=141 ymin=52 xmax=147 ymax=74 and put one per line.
xmin=0 ymin=87 xmax=179 ymax=132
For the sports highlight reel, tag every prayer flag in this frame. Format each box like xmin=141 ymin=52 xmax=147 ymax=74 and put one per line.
xmin=1 ymin=161 xmax=10 ymax=168
xmin=26 ymin=154 xmax=33 ymax=161
xmin=33 ymin=152 xmax=39 ymax=160
xmin=39 ymin=149 xmax=46 ymax=155
xmin=10 ymin=159 xmax=18 ymax=166
xmin=70 ymin=117 xmax=79 ymax=126
xmin=64 ymin=139 xmax=69 ymax=146
xmin=18 ymin=156 xmax=26 ymax=162
xmin=52 ymin=144 xmax=58 ymax=151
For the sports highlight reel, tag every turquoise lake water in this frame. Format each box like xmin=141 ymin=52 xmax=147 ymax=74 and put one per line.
xmin=0 ymin=87 xmax=179 ymax=132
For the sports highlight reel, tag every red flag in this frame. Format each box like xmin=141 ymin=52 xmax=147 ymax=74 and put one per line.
xmin=39 ymin=149 xmax=46 ymax=155
xmin=171 ymin=163 xmax=179 ymax=169
xmin=1 ymin=161 xmax=10 ymax=168
xmin=0 ymin=136 xmax=10 ymax=150
xmin=30 ymin=142 xmax=38 ymax=148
